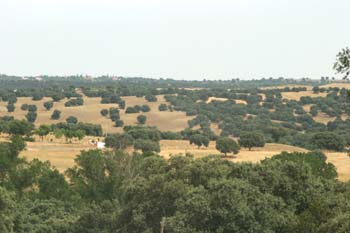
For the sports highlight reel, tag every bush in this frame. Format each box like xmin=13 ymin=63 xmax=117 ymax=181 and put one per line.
xmin=51 ymin=110 xmax=61 ymax=120
xmin=141 ymin=105 xmax=151 ymax=112
xmin=43 ymin=101 xmax=54 ymax=111
xmin=239 ymin=132 xmax=265 ymax=150
xmin=21 ymin=104 xmax=29 ymax=111
xmin=100 ymin=109 xmax=109 ymax=117
xmin=115 ymin=120 xmax=124 ymax=127
xmin=158 ymin=104 xmax=168 ymax=111
xmin=189 ymin=134 xmax=210 ymax=148
xmin=145 ymin=94 xmax=157 ymax=102
xmin=66 ymin=116 xmax=78 ymax=124
xmin=7 ymin=103 xmax=15 ymax=112
xmin=119 ymin=100 xmax=126 ymax=109
xmin=137 ymin=115 xmax=147 ymax=125
xmin=65 ymin=98 xmax=84 ymax=107
xmin=311 ymin=132 xmax=345 ymax=151
xmin=134 ymin=139 xmax=160 ymax=153
xmin=216 ymin=137 xmax=240 ymax=156
xmin=32 ymin=93 xmax=44 ymax=101
xmin=125 ymin=107 xmax=139 ymax=114
xmin=26 ymin=111 xmax=37 ymax=123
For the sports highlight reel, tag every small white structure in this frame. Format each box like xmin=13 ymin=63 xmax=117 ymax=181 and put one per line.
xmin=96 ymin=142 xmax=106 ymax=149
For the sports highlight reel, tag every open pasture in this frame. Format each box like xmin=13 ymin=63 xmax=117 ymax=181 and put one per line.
xmin=18 ymin=137 xmax=350 ymax=181
xmin=281 ymin=91 xmax=327 ymax=100
xmin=0 ymin=95 xmax=193 ymax=133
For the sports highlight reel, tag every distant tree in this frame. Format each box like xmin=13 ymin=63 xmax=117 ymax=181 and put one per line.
xmin=119 ymin=100 xmax=126 ymax=109
xmin=189 ymin=134 xmax=210 ymax=149
xmin=51 ymin=93 xmax=65 ymax=102
xmin=6 ymin=103 xmax=15 ymax=113
xmin=25 ymin=111 xmax=37 ymax=123
xmin=137 ymin=115 xmax=147 ymax=125
xmin=134 ymin=139 xmax=160 ymax=153
xmin=141 ymin=105 xmax=151 ymax=112
xmin=311 ymin=132 xmax=345 ymax=151
xmin=53 ymin=129 xmax=64 ymax=139
xmin=28 ymin=105 xmax=37 ymax=112
xmin=216 ymin=137 xmax=240 ymax=156
xmin=43 ymin=101 xmax=54 ymax=111
xmin=75 ymin=130 xmax=85 ymax=141
xmin=109 ymin=107 xmax=119 ymax=115
xmin=32 ymin=93 xmax=44 ymax=101
xmin=63 ymin=130 xmax=75 ymax=143
xmin=270 ymin=151 xmax=337 ymax=179
xmin=158 ymin=104 xmax=168 ymax=111
xmin=312 ymin=86 xmax=320 ymax=94
xmin=186 ymin=109 xmax=197 ymax=116
xmin=65 ymin=98 xmax=84 ymax=107
xmin=105 ymin=133 xmax=133 ymax=150
xmin=66 ymin=116 xmax=78 ymax=124
xmin=145 ymin=94 xmax=157 ymax=102
xmin=110 ymin=113 xmax=120 ymax=122
xmin=8 ymin=120 xmax=34 ymax=136
xmin=51 ymin=110 xmax=61 ymax=120
xmin=35 ymin=125 xmax=51 ymax=141
xmin=109 ymin=108 xmax=120 ymax=121
xmin=310 ymin=106 xmax=318 ymax=117
xmin=115 ymin=120 xmax=124 ymax=127
xmin=125 ymin=107 xmax=139 ymax=114
xmin=267 ymin=127 xmax=286 ymax=142
xmin=239 ymin=132 xmax=265 ymax=150
xmin=21 ymin=104 xmax=29 ymax=111
xmin=134 ymin=105 xmax=141 ymax=112
xmin=100 ymin=109 xmax=109 ymax=117
xmin=9 ymin=134 xmax=26 ymax=152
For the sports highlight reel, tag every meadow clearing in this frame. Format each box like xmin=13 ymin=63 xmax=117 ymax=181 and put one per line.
xmin=16 ymin=135 xmax=350 ymax=181
xmin=0 ymin=94 xmax=193 ymax=134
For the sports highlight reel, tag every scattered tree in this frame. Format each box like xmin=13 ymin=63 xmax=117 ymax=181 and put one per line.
xmin=189 ymin=134 xmax=210 ymax=149
xmin=43 ymin=101 xmax=54 ymax=111
xmin=100 ymin=109 xmax=109 ymax=117
xmin=216 ymin=137 xmax=240 ymax=156
xmin=239 ymin=132 xmax=265 ymax=150
xmin=51 ymin=110 xmax=61 ymax=120
xmin=66 ymin=116 xmax=78 ymax=124
xmin=137 ymin=115 xmax=147 ymax=125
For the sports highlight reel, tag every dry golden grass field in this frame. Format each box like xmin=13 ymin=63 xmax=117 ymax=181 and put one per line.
xmin=206 ymin=97 xmax=228 ymax=103
xmin=260 ymin=84 xmax=313 ymax=91
xmin=16 ymin=136 xmax=350 ymax=181
xmin=0 ymin=95 xmax=193 ymax=134
xmin=206 ymin=97 xmax=247 ymax=105
xmin=319 ymin=82 xmax=350 ymax=89
xmin=281 ymin=91 xmax=328 ymax=100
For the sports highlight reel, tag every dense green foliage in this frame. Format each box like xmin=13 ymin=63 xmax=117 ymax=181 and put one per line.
xmin=239 ymin=132 xmax=265 ymax=150
xmin=1 ymin=134 xmax=350 ymax=233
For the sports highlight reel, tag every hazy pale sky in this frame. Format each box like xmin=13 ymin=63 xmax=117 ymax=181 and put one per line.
xmin=0 ymin=0 xmax=349 ymax=80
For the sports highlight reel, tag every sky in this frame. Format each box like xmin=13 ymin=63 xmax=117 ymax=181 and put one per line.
xmin=0 ymin=0 xmax=349 ymax=80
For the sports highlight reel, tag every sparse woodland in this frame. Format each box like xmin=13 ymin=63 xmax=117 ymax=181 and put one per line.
xmin=1 ymin=50 xmax=350 ymax=232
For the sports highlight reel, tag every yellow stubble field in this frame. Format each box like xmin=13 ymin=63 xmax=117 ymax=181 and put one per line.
xmin=18 ymin=137 xmax=350 ymax=181
xmin=0 ymin=95 xmax=193 ymax=134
